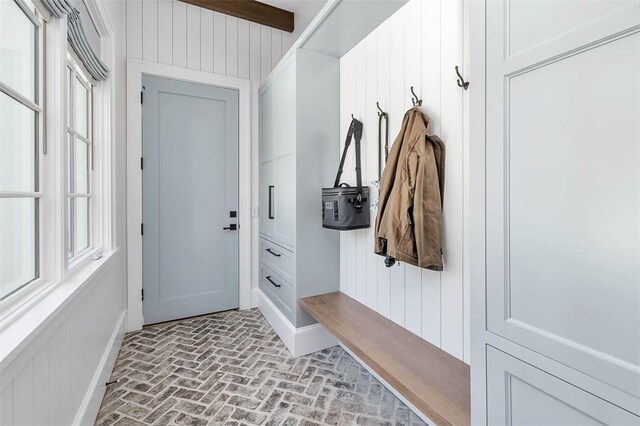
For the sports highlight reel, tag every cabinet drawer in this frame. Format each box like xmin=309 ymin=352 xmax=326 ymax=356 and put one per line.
xmin=260 ymin=237 xmax=295 ymax=282
xmin=259 ymin=263 xmax=295 ymax=323
xmin=487 ymin=346 xmax=640 ymax=424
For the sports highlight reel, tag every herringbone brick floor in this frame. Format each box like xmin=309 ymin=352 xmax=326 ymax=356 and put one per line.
xmin=95 ymin=308 xmax=426 ymax=426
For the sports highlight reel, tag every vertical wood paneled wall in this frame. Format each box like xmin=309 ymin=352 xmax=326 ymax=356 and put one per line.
xmin=339 ymin=0 xmax=469 ymax=362
xmin=125 ymin=0 xmax=294 ymax=80
xmin=0 ymin=255 xmax=126 ymax=425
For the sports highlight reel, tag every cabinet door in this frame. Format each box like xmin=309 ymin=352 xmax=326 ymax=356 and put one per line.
xmin=487 ymin=347 xmax=640 ymax=425
xmin=274 ymin=154 xmax=295 ymax=247
xmin=260 ymin=82 xmax=275 ymax=161
xmin=260 ymin=160 xmax=276 ymax=237
xmin=275 ymin=58 xmax=296 ymax=157
xmin=484 ymin=0 xmax=640 ymax=397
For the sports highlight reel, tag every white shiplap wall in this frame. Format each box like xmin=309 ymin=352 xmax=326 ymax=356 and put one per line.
xmin=339 ymin=0 xmax=469 ymax=362
xmin=125 ymin=0 xmax=293 ymax=84
xmin=0 ymin=254 xmax=127 ymax=425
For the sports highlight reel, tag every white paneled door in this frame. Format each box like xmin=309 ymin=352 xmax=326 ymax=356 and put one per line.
xmin=475 ymin=0 xmax=640 ymax=422
xmin=142 ymin=75 xmax=239 ymax=325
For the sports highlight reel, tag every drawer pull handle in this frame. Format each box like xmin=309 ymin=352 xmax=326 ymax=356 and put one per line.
xmin=266 ymin=248 xmax=281 ymax=257
xmin=268 ymin=186 xmax=275 ymax=219
xmin=266 ymin=275 xmax=281 ymax=288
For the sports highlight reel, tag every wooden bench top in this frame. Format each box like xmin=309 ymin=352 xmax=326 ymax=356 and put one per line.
xmin=300 ymin=292 xmax=470 ymax=426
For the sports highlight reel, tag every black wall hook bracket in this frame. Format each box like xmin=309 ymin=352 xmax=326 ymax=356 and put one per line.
xmin=455 ymin=66 xmax=469 ymax=90
xmin=376 ymin=102 xmax=387 ymax=118
xmin=410 ymin=86 xmax=422 ymax=106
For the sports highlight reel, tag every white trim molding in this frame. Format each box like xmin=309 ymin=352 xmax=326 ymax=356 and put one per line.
xmin=256 ymin=290 xmax=338 ymax=357
xmin=126 ymin=60 xmax=252 ymax=331
xmin=74 ymin=310 xmax=126 ymax=425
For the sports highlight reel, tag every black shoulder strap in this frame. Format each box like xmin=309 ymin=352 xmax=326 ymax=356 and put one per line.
xmin=334 ymin=118 xmax=364 ymax=191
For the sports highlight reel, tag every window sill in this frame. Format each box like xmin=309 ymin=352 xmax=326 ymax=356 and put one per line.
xmin=68 ymin=246 xmax=101 ymax=273
xmin=0 ymin=248 xmax=120 ymax=373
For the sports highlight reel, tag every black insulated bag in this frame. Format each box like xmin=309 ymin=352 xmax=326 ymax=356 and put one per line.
xmin=322 ymin=118 xmax=370 ymax=230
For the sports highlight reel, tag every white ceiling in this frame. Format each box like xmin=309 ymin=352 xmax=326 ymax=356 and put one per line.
xmin=261 ymin=0 xmax=327 ymax=36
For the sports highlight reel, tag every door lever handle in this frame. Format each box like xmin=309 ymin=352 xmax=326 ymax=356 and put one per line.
xmin=223 ymin=224 xmax=237 ymax=231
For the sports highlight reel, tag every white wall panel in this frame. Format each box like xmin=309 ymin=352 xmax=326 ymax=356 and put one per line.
xmin=213 ymin=12 xmax=226 ymax=75
xmin=375 ymin=20 xmax=392 ymax=320
xmin=260 ymin=26 xmax=272 ymax=82
xmin=1 ymin=384 xmax=13 ymax=425
xmin=32 ymin=346 xmax=48 ymax=426
xmin=364 ymin=33 xmax=378 ymax=312
xmin=172 ymin=1 xmax=187 ymax=68
xmin=13 ymin=361 xmax=34 ymax=426
xmin=420 ymin=0 xmax=443 ymax=348
xmin=281 ymin=32 xmax=293 ymax=56
xmin=226 ymin=17 xmax=238 ymax=77
xmin=0 ymin=254 xmax=126 ymax=426
xmin=271 ymin=30 xmax=282 ymax=69
xmin=142 ymin=0 xmax=158 ymax=63
xmin=126 ymin=0 xmax=142 ymax=60
xmin=439 ymin=0 xmax=465 ymax=359
xmin=158 ymin=0 xmax=173 ymax=65
xmin=355 ymin=43 xmax=367 ymax=304
xmin=238 ymin=20 xmax=250 ymax=79
xmin=201 ymin=10 xmax=214 ymax=72
xmin=339 ymin=0 xmax=468 ymax=362
xmin=249 ymin=23 xmax=261 ymax=85
xmin=186 ymin=5 xmax=201 ymax=70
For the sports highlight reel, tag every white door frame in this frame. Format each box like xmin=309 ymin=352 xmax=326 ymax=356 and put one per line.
xmin=126 ymin=59 xmax=252 ymax=331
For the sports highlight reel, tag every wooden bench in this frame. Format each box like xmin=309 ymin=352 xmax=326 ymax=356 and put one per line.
xmin=300 ymin=292 xmax=470 ymax=426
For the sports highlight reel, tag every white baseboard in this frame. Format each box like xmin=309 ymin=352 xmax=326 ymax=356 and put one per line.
xmin=339 ymin=343 xmax=435 ymax=425
xmin=251 ymin=287 xmax=260 ymax=308
xmin=257 ymin=290 xmax=337 ymax=357
xmin=74 ymin=311 xmax=127 ymax=426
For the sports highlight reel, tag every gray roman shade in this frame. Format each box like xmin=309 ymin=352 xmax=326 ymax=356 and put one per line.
xmin=41 ymin=0 xmax=109 ymax=80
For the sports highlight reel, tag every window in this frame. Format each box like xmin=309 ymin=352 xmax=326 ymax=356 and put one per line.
xmin=0 ymin=0 xmax=43 ymax=300
xmin=66 ymin=56 xmax=93 ymax=261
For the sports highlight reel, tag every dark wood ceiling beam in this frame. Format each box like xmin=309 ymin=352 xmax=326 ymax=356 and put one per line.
xmin=179 ymin=0 xmax=294 ymax=33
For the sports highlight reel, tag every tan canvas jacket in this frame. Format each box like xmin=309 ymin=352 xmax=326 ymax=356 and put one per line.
xmin=374 ymin=107 xmax=445 ymax=271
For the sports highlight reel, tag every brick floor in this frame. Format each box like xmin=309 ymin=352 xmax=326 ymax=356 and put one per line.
xmin=95 ymin=308 xmax=426 ymax=425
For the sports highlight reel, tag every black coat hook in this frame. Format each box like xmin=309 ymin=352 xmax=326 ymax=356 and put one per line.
xmin=410 ymin=86 xmax=422 ymax=107
xmin=376 ymin=102 xmax=387 ymax=118
xmin=455 ymin=66 xmax=469 ymax=90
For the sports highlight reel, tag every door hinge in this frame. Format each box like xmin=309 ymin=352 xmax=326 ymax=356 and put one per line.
xmin=141 ymin=223 xmax=144 ymax=235
xmin=140 ymin=90 xmax=143 ymax=104
xmin=140 ymin=157 xmax=144 ymax=169
xmin=141 ymin=289 xmax=144 ymax=301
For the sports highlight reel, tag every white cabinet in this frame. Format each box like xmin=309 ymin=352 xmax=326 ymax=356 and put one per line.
xmin=471 ymin=0 xmax=640 ymax=423
xmin=486 ymin=347 xmax=640 ymax=425
xmin=259 ymin=48 xmax=341 ymax=328
xmin=260 ymin=59 xmax=296 ymax=248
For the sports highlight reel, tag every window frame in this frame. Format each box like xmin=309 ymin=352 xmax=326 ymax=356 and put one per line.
xmin=0 ymin=0 xmax=113 ymax=325
xmin=65 ymin=54 xmax=95 ymax=265
xmin=0 ymin=0 xmax=45 ymax=302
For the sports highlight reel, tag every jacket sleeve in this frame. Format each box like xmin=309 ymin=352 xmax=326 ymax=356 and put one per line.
xmin=415 ymin=138 xmax=444 ymax=271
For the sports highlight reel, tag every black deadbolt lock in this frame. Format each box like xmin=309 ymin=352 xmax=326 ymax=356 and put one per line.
xmin=230 ymin=211 xmax=237 ymax=218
